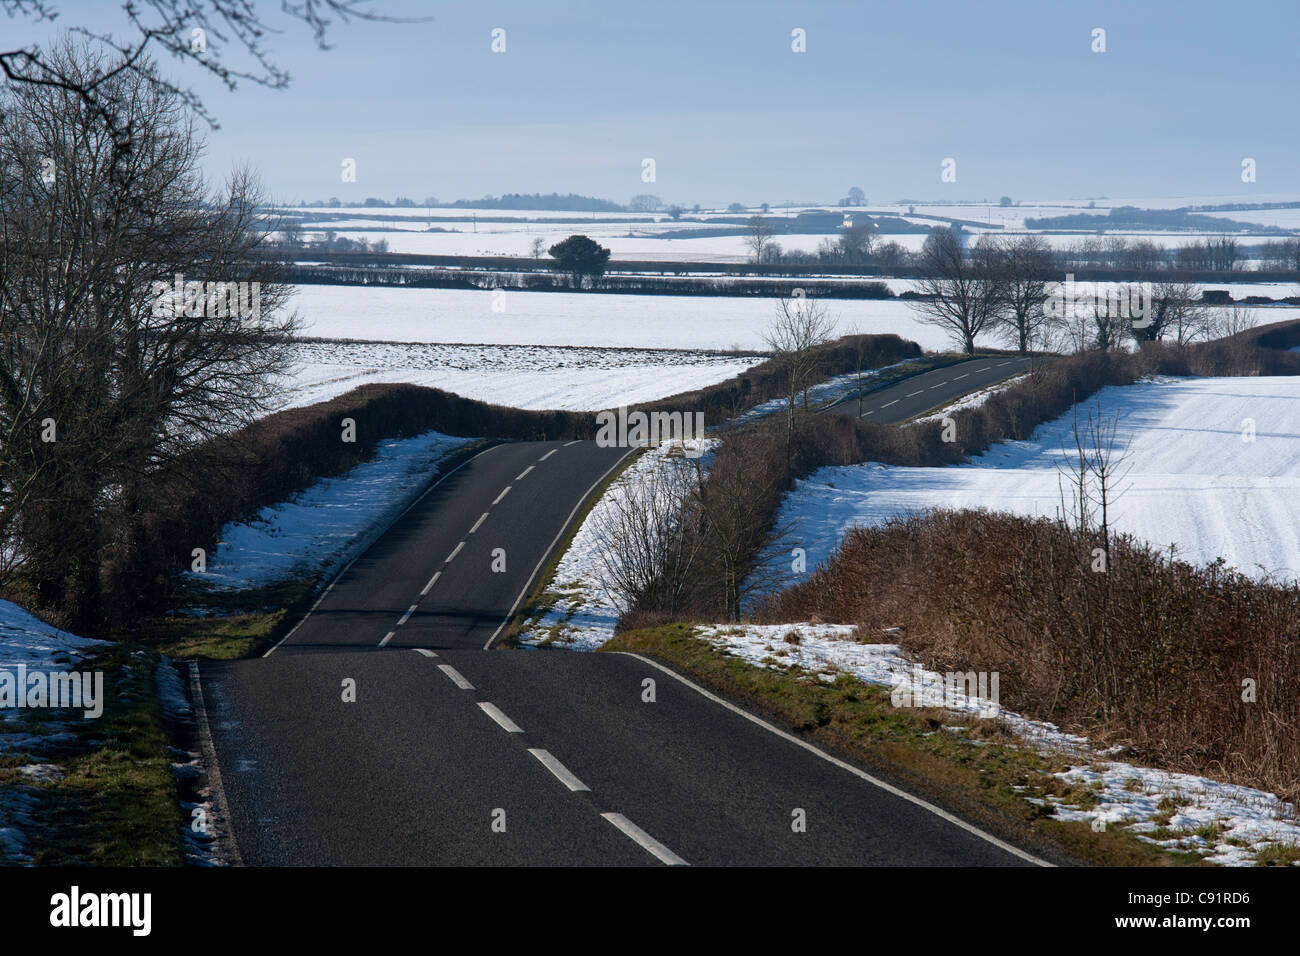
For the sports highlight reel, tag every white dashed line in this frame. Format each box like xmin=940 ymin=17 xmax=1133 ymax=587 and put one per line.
xmin=469 ymin=512 xmax=488 ymax=534
xmin=881 ymin=399 xmax=899 ymax=408
xmin=413 ymin=649 xmax=439 ymax=658
xmin=445 ymin=541 xmax=465 ymax=563
xmin=515 ymin=465 xmax=534 ymax=480
xmin=538 ymin=448 xmax=558 ymax=461
xmin=861 ymin=410 xmax=874 ymax=417
xmin=930 ymin=382 xmax=948 ymax=389
xmin=378 ymin=631 xmax=395 ymax=648
xmin=563 ymin=440 xmax=582 ymax=446
xmin=953 ymin=373 xmax=969 ymax=380
xmin=998 ymin=361 xmax=1012 ymax=367
xmin=492 ymin=486 xmax=511 ymax=505
xmin=397 ymin=604 xmax=417 ymax=626
xmin=906 ymin=390 xmax=923 ymax=397
xmin=420 ymin=571 xmax=441 ymax=596
xmin=528 ymin=748 xmax=590 ymax=792
xmin=601 ymin=813 xmax=689 ymax=866
xmin=437 ymin=665 xmax=475 ymax=691
xmin=478 ymin=702 xmax=524 ymax=734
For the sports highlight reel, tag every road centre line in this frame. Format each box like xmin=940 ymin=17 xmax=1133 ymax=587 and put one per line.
xmin=378 ymin=631 xmax=395 ymax=647
xmin=483 ymin=447 xmax=636 ymax=650
xmin=445 ymin=541 xmax=465 ymax=563
xmin=413 ymin=649 xmax=439 ymax=658
xmin=563 ymin=440 xmax=582 ymax=446
xmin=437 ymin=665 xmax=475 ymax=691
xmin=492 ymin=486 xmax=511 ymax=505
xmin=478 ymin=702 xmax=524 ymax=734
xmin=881 ymin=399 xmax=899 ymax=408
xmin=516 ymin=465 xmax=535 ymax=480
xmin=539 ymin=448 xmax=558 ymax=461
xmin=527 ymin=749 xmax=590 ymax=792
xmin=953 ymin=373 xmax=969 ymax=380
xmin=906 ymin=390 xmax=923 ymax=397
xmin=420 ymin=571 xmax=440 ymax=596
xmin=469 ymin=512 xmax=489 ymax=534
xmin=930 ymin=382 xmax=948 ymax=389
xmin=600 ymin=813 xmax=689 ymax=866
xmin=398 ymin=604 xmax=417 ymax=626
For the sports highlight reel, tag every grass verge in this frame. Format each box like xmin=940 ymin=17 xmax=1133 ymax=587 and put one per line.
xmin=601 ymin=623 xmax=1208 ymax=867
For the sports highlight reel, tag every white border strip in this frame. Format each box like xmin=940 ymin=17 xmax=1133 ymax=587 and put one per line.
xmin=618 ymin=652 xmax=1052 ymax=867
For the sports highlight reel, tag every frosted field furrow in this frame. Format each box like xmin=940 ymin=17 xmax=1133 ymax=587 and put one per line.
xmin=279 ymin=340 xmax=760 ymax=411
xmin=759 ymin=376 xmax=1300 ymax=588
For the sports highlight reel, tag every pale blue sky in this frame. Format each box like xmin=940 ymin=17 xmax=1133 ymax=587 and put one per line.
xmin=9 ymin=0 xmax=1299 ymax=205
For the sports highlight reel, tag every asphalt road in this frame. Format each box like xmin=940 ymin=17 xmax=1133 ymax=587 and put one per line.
xmin=199 ymin=439 xmax=1046 ymax=866
xmin=820 ymin=355 xmax=1038 ymax=423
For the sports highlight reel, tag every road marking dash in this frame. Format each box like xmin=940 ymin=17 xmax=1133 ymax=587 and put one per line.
xmin=420 ymin=571 xmax=441 ymax=596
xmin=538 ymin=448 xmax=558 ymax=461
xmin=601 ymin=812 xmax=688 ymax=866
xmin=881 ymin=399 xmax=899 ymax=408
xmin=492 ymin=486 xmax=511 ymax=505
xmin=413 ymin=649 xmax=439 ymax=658
xmin=516 ymin=465 xmax=535 ymax=480
xmin=398 ymin=604 xmax=417 ymax=626
xmin=445 ymin=541 xmax=465 ymax=563
xmin=563 ymin=440 xmax=582 ymax=446
xmin=437 ymin=665 xmax=475 ymax=691
xmin=528 ymin=748 xmax=590 ymax=792
xmin=469 ymin=512 xmax=488 ymax=534
xmin=478 ymin=702 xmax=524 ymax=733
xmin=998 ymin=361 xmax=1011 ymax=367
xmin=953 ymin=373 xmax=969 ymax=380
xmin=378 ymin=631 xmax=395 ymax=647
xmin=905 ymin=390 xmax=923 ymax=397
xmin=930 ymin=382 xmax=948 ymax=389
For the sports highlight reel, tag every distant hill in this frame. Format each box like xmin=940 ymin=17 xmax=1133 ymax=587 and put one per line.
xmin=1024 ymin=205 xmax=1293 ymax=235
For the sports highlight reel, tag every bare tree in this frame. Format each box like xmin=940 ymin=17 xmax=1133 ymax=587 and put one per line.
xmin=1 ymin=1 xmax=420 ymax=135
xmin=1134 ymin=280 xmax=1210 ymax=345
xmin=0 ymin=43 xmax=297 ymax=625
xmin=745 ymin=215 xmax=775 ymax=264
xmin=590 ymin=447 xmax=707 ymax=617
xmin=764 ymin=295 xmax=837 ymax=470
xmin=909 ymin=228 xmax=1002 ymax=354
xmin=990 ymin=234 xmax=1053 ymax=353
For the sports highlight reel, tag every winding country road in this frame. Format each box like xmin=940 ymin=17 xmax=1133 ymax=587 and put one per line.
xmin=820 ymin=354 xmax=1038 ymax=422
xmin=197 ymin=360 xmax=1048 ymax=866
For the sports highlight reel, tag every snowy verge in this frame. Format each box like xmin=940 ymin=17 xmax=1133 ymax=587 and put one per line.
xmin=0 ymin=600 xmax=108 ymax=861
xmin=698 ymin=622 xmax=1300 ymax=866
xmin=518 ymin=439 xmax=717 ymax=650
xmin=183 ymin=430 xmax=473 ymax=593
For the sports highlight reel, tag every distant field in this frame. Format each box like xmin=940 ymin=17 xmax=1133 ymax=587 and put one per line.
xmin=278 ymin=340 xmax=760 ymax=412
xmin=288 ymin=283 xmax=967 ymax=351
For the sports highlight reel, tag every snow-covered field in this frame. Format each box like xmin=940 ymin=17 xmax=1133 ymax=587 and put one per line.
xmin=289 ymin=284 xmax=965 ymax=352
xmin=698 ymin=622 xmax=1300 ymax=866
xmin=185 ymin=430 xmax=471 ymax=592
xmin=279 ymin=341 xmax=759 ymax=412
xmin=758 ymin=376 xmax=1300 ymax=586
